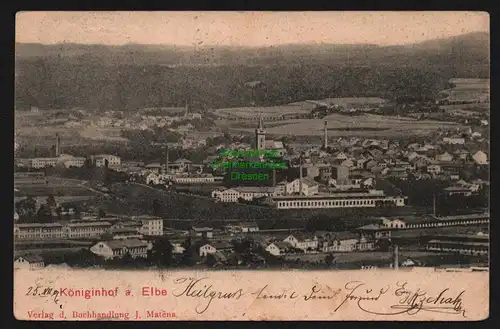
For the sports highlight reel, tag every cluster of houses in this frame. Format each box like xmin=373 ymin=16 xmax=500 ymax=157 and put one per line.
xmin=14 ymin=210 xmax=489 ymax=270
xmin=14 ymin=215 xmax=163 ymax=241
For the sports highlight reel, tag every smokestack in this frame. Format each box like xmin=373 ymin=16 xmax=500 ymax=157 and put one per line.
xmin=272 ymin=168 xmax=276 ymax=187
xmin=393 ymin=244 xmax=399 ymax=270
xmin=323 ymin=120 xmax=328 ymax=149
xmin=55 ymin=133 xmax=60 ymax=157
xmin=299 ymin=157 xmax=303 ymax=196
xmin=165 ymin=144 xmax=169 ymax=174
xmin=185 ymin=101 xmax=189 ymax=118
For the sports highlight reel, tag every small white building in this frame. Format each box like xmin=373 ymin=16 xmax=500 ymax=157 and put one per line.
xmin=90 ymin=239 xmax=149 ymax=259
xmin=472 ymin=151 xmax=488 ymax=165
xmin=427 ymin=164 xmax=442 ymax=174
xmin=91 ymin=154 xmax=121 ymax=168
xmin=435 ymin=152 xmax=454 ymax=162
xmin=265 ymin=242 xmax=291 ymax=256
xmin=14 ymin=255 xmax=45 ymax=270
xmin=283 ymin=234 xmax=319 ymax=252
xmin=134 ymin=216 xmax=163 ymax=236
xmin=382 ymin=218 xmax=407 ymax=229
xmin=190 ymin=226 xmax=213 ymax=238
xmin=199 ymin=241 xmax=233 ymax=257
xmin=443 ymin=137 xmax=465 ymax=145
xmin=199 ymin=244 xmax=217 ymax=257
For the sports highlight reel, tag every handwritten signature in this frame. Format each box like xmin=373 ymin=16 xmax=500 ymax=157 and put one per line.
xmin=25 ymin=285 xmax=61 ymax=307
xmin=334 ymin=281 xmax=467 ymax=317
xmin=172 ymin=277 xmax=244 ymax=314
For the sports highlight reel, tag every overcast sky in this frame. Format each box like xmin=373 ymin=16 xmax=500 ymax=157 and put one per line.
xmin=16 ymin=11 xmax=489 ymax=47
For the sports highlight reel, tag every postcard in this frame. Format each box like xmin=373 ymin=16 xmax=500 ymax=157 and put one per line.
xmin=14 ymin=11 xmax=490 ymax=321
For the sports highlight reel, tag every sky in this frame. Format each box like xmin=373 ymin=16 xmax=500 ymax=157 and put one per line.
xmin=16 ymin=11 xmax=489 ymax=47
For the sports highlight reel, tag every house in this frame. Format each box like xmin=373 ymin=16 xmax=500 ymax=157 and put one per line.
xmin=190 ymin=226 xmax=213 ymax=238
xmin=170 ymin=241 xmax=186 ymax=254
xmin=135 ymin=215 xmax=163 ymax=236
xmin=334 ymin=152 xmax=349 ymax=160
xmin=362 ymin=177 xmax=375 ymax=188
xmin=356 ymin=158 xmax=369 ymax=169
xmin=106 ymin=227 xmax=143 ymax=240
xmin=386 ymin=167 xmax=408 ymax=180
xmin=382 ymin=218 xmax=406 ymax=229
xmin=435 ymin=152 xmax=454 ymax=162
xmin=454 ymin=149 xmax=470 ymax=161
xmin=199 ymin=241 xmax=234 ymax=257
xmin=340 ymin=159 xmax=355 ymax=169
xmin=444 ymin=186 xmax=473 ymax=197
xmin=471 ymin=131 xmax=482 ymax=138
xmin=364 ymin=159 xmax=378 ymax=170
xmin=321 ymin=232 xmax=374 ymax=252
xmin=286 ymin=177 xmax=320 ymax=196
xmin=367 ymin=149 xmax=384 ymax=160
xmin=265 ymin=242 xmax=291 ymax=256
xmin=440 ymin=163 xmax=462 ymax=178
xmin=199 ymin=243 xmax=217 ymax=257
xmin=472 ymin=151 xmax=488 ymax=165
xmin=394 ymin=160 xmax=414 ymax=171
xmin=14 ymin=255 xmax=45 ymax=270
xmin=407 ymin=152 xmax=420 ymax=162
xmin=283 ymin=234 xmax=319 ymax=252
xmin=427 ymin=164 xmax=441 ymax=174
xmin=411 ymin=156 xmax=433 ymax=169
xmin=443 ymin=136 xmax=465 ymax=145
xmin=237 ymin=222 xmax=259 ymax=233
xmin=401 ymin=258 xmax=418 ymax=267
xmin=89 ymin=239 xmax=149 ymax=259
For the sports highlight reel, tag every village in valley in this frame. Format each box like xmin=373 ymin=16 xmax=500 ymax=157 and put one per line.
xmin=14 ymin=29 xmax=489 ymax=272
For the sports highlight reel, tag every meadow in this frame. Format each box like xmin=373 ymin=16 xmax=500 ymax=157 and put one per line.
xmin=227 ymin=113 xmax=465 ymax=138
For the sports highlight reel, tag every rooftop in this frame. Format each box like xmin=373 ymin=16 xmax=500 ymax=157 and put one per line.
xmin=100 ymin=239 xmax=148 ymax=250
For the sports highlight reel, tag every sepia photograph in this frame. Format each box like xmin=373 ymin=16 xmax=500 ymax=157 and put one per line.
xmin=14 ymin=11 xmax=489 ymax=321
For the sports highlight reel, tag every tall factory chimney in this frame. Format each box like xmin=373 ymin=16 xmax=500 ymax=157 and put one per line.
xmin=272 ymin=168 xmax=276 ymax=187
xmin=393 ymin=244 xmax=399 ymax=270
xmin=55 ymin=133 xmax=61 ymax=157
xmin=323 ymin=120 xmax=328 ymax=149
xmin=184 ymin=101 xmax=189 ymax=118
xmin=299 ymin=156 xmax=303 ymax=196
xmin=164 ymin=144 xmax=169 ymax=174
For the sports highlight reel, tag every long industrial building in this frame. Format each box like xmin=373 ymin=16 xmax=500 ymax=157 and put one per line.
xmin=271 ymin=190 xmax=407 ymax=209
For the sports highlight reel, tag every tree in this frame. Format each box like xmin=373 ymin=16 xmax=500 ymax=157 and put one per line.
xmin=324 ymin=254 xmax=335 ymax=265
xmin=152 ymin=199 xmax=162 ymax=216
xmin=36 ymin=204 xmax=53 ymax=223
xmin=46 ymin=195 xmax=56 ymax=208
xmin=98 ymin=208 xmax=106 ymax=219
xmin=15 ymin=196 xmax=37 ymax=217
xmin=205 ymin=253 xmax=217 ymax=267
xmin=149 ymin=238 xmax=173 ymax=267
xmin=55 ymin=206 xmax=63 ymax=219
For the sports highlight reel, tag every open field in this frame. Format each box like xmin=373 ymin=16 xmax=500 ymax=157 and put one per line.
xmin=284 ymin=251 xmax=451 ymax=264
xmin=313 ymin=97 xmax=387 ymax=107
xmin=213 ymin=98 xmax=388 ymax=120
xmin=78 ymin=126 xmax=129 ymax=142
xmin=14 ymin=176 xmax=97 ymax=197
xmin=227 ymin=113 xmax=466 ymax=137
xmin=439 ymin=78 xmax=489 ymax=103
xmin=440 ymin=103 xmax=490 ymax=111
xmin=15 ymin=124 xmax=129 ymax=145
xmin=213 ymin=103 xmax=315 ymax=119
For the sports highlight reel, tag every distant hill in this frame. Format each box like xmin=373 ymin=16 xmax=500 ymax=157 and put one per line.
xmin=15 ymin=32 xmax=489 ymax=66
xmin=14 ymin=32 xmax=489 ymax=111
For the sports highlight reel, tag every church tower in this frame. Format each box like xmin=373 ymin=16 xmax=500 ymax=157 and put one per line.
xmin=255 ymin=113 xmax=266 ymax=150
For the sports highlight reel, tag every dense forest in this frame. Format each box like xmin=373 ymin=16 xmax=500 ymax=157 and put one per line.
xmin=15 ymin=32 xmax=489 ymax=111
